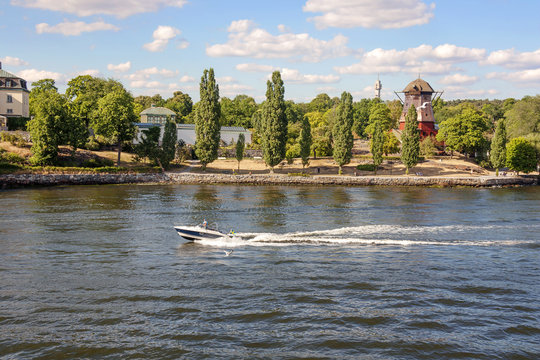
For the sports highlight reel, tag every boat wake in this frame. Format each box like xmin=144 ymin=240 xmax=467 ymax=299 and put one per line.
xmin=192 ymin=224 xmax=538 ymax=248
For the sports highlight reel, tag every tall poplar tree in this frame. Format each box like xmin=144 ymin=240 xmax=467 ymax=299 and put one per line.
xmin=162 ymin=119 xmax=178 ymax=169
xmin=235 ymin=133 xmax=245 ymax=171
xmin=371 ymin=120 xmax=384 ymax=175
xmin=261 ymin=71 xmax=287 ymax=173
xmin=299 ymin=115 xmax=312 ymax=169
xmin=401 ymin=105 xmax=420 ymax=174
xmin=332 ymin=91 xmax=354 ymax=174
xmin=490 ymin=120 xmax=507 ymax=176
xmin=195 ymin=68 xmax=221 ymax=170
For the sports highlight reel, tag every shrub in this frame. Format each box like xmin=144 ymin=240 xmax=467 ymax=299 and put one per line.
xmin=356 ymin=164 xmax=377 ymax=171
xmin=84 ymin=137 xmax=101 ymax=151
xmin=1 ymin=132 xmax=26 ymax=147
xmin=288 ymin=172 xmax=310 ymax=177
xmin=81 ymin=157 xmax=115 ymax=168
xmin=2 ymin=152 xmax=26 ymax=164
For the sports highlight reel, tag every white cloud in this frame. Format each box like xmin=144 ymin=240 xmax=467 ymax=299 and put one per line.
xmin=303 ymin=0 xmax=435 ymax=29
xmin=439 ymin=74 xmax=479 ymax=85
xmin=35 ymin=20 xmax=119 ymax=36
xmin=236 ymin=63 xmax=276 ymax=72
xmin=486 ymin=69 xmax=540 ymax=83
xmin=126 ymin=67 xmax=179 ymax=81
xmin=335 ymin=44 xmax=485 ymax=75
xmin=17 ymin=69 xmax=66 ymax=83
xmin=220 ymin=83 xmax=254 ymax=97
xmin=107 ymin=61 xmax=131 ymax=73
xmin=207 ymin=20 xmax=353 ymax=62
xmin=143 ymin=25 xmax=181 ymax=52
xmin=179 ymin=75 xmax=195 ymax=83
xmin=0 ymin=56 xmax=29 ymax=66
xmin=177 ymin=40 xmax=189 ymax=50
xmin=75 ymin=69 xmax=101 ymax=77
xmin=11 ymin=0 xmax=187 ymax=19
xmin=444 ymin=86 xmax=498 ymax=98
xmin=280 ymin=68 xmax=340 ymax=84
xmin=483 ymin=48 xmax=540 ymax=69
xmin=130 ymin=80 xmax=163 ymax=89
xmin=217 ymin=76 xmax=236 ymax=83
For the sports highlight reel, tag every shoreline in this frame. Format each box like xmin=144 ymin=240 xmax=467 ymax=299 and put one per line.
xmin=1 ymin=172 xmax=538 ymax=188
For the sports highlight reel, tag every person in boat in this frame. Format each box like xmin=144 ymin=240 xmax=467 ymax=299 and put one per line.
xmin=202 ymin=219 xmax=207 ymax=229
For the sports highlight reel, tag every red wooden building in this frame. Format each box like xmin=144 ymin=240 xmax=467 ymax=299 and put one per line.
xmin=396 ymin=78 xmax=442 ymax=138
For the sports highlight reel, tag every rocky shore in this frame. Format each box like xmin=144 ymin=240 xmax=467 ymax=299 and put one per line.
xmin=1 ymin=172 xmax=537 ymax=188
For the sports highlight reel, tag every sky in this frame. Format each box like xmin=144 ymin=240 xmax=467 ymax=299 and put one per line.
xmin=2 ymin=0 xmax=540 ymax=103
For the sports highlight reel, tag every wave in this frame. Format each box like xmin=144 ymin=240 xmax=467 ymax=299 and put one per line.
xmin=191 ymin=224 xmax=539 ymax=248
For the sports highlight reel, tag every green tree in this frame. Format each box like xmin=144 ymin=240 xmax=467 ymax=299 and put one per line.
xmin=165 ymin=91 xmax=193 ymax=123
xmin=383 ymin=131 xmax=400 ymax=156
xmin=352 ymin=98 xmax=371 ymax=138
xmin=261 ymin=71 xmax=287 ymax=172
xmin=436 ymin=107 xmax=489 ymax=156
xmin=299 ymin=115 xmax=312 ymax=169
xmin=195 ymin=68 xmax=221 ymax=170
xmin=401 ymin=105 xmax=420 ymax=174
xmin=134 ymin=126 xmax=162 ymax=168
xmin=420 ymin=136 xmax=437 ymax=158
xmin=309 ymin=93 xmax=333 ymax=112
xmin=490 ymin=120 xmax=507 ymax=176
xmin=506 ymin=137 xmax=537 ymax=174
xmin=161 ymin=119 xmax=177 ymax=169
xmin=29 ymin=79 xmax=58 ymax=116
xmin=504 ymin=95 xmax=540 ymax=142
xmin=235 ymin=133 xmax=245 ymax=171
xmin=366 ymin=102 xmax=392 ymax=135
xmin=387 ymin=100 xmax=403 ymax=130
xmin=332 ymin=91 xmax=354 ymax=174
xmin=370 ymin=120 xmax=384 ymax=175
xmin=27 ymin=90 xmax=71 ymax=165
xmin=93 ymin=88 xmax=137 ymax=166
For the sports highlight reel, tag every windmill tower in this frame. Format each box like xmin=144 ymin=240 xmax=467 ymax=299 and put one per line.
xmin=395 ymin=77 xmax=442 ymax=138
xmin=374 ymin=75 xmax=382 ymax=99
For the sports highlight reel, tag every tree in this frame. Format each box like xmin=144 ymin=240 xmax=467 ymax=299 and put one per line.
xmin=436 ymin=107 xmax=489 ymax=156
xmin=420 ymin=136 xmax=437 ymax=158
xmin=387 ymin=100 xmax=403 ymax=129
xmin=490 ymin=120 xmax=507 ymax=176
xmin=93 ymin=88 xmax=137 ymax=166
xmin=165 ymin=91 xmax=193 ymax=123
xmin=366 ymin=102 xmax=392 ymax=136
xmin=383 ymin=131 xmax=400 ymax=156
xmin=299 ymin=115 xmax=312 ymax=169
xmin=29 ymin=79 xmax=58 ymax=116
xmin=370 ymin=120 xmax=384 ymax=175
xmin=309 ymin=93 xmax=333 ymax=112
xmin=195 ymin=68 xmax=221 ymax=170
xmin=352 ymin=98 xmax=371 ymax=138
xmin=134 ymin=126 xmax=162 ymax=168
xmin=161 ymin=119 xmax=177 ymax=169
xmin=27 ymin=89 xmax=71 ymax=165
xmin=506 ymin=137 xmax=537 ymax=174
xmin=235 ymin=133 xmax=245 ymax=171
xmin=504 ymin=95 xmax=540 ymax=141
xmin=332 ymin=91 xmax=354 ymax=174
xmin=401 ymin=105 xmax=420 ymax=174
xmin=261 ymin=71 xmax=287 ymax=173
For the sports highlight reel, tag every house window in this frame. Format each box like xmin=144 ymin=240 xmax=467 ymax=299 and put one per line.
xmin=7 ymin=95 xmax=13 ymax=103
xmin=5 ymin=80 xmax=11 ymax=87
xmin=7 ymin=109 xmax=13 ymax=114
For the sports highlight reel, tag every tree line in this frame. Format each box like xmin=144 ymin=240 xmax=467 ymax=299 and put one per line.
xmin=22 ymin=72 xmax=539 ymax=174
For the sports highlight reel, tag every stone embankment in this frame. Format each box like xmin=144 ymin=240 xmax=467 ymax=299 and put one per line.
xmin=0 ymin=173 xmax=168 ymax=188
xmin=1 ymin=172 xmax=537 ymax=188
xmin=166 ymin=173 xmax=538 ymax=187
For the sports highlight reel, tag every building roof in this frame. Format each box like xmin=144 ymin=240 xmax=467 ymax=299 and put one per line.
xmin=403 ymin=78 xmax=434 ymax=93
xmin=135 ymin=122 xmax=249 ymax=132
xmin=0 ymin=69 xmax=20 ymax=79
xmin=140 ymin=106 xmax=176 ymax=116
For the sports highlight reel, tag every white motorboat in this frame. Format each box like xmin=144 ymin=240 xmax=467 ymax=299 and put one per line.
xmin=174 ymin=223 xmax=232 ymax=242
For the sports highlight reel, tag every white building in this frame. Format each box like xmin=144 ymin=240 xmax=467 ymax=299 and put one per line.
xmin=0 ymin=62 xmax=30 ymax=119
xmin=134 ymin=123 xmax=252 ymax=146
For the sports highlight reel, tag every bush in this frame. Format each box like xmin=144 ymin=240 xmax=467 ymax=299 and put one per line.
xmin=288 ymin=172 xmax=311 ymax=177
xmin=81 ymin=157 xmax=115 ymax=168
xmin=356 ymin=164 xmax=377 ymax=171
xmin=1 ymin=132 xmax=26 ymax=147
xmin=2 ymin=152 xmax=26 ymax=164
xmin=420 ymin=136 xmax=438 ymax=158
xmin=84 ymin=137 xmax=101 ymax=151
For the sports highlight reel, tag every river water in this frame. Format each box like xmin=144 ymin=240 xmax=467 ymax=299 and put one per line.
xmin=1 ymin=184 xmax=539 ymax=359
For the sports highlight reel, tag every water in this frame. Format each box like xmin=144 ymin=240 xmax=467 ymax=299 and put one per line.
xmin=1 ymin=184 xmax=539 ymax=359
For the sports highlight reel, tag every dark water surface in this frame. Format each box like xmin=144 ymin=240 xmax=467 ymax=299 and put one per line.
xmin=1 ymin=184 xmax=539 ymax=359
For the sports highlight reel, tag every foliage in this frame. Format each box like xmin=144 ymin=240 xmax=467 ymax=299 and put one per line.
xmin=285 ymin=100 xmax=305 ymax=124
xmin=66 ymin=75 xmax=108 ymax=127
xmin=220 ymin=95 xmax=257 ymax=128
xmin=366 ymin=102 xmax=392 ymax=136
xmin=288 ymin=172 xmax=311 ymax=177
xmin=311 ymin=126 xmax=332 ymax=157
xmin=27 ymin=89 xmax=73 ymax=165
xmin=161 ymin=120 xmax=177 ymax=169
xmin=506 ymin=137 xmax=537 ymax=174
xmin=81 ymin=157 xmax=114 ymax=168
xmin=332 ymin=91 xmax=354 ymax=174
xmin=195 ymin=68 xmax=221 ymax=170
xmin=356 ymin=164 xmax=377 ymax=171
xmin=490 ymin=120 xmax=507 ymax=175
xmin=436 ymin=106 xmax=489 ymax=156
xmin=308 ymin=93 xmax=334 ymax=113
xmin=504 ymin=95 xmax=540 ymax=141
xmin=261 ymin=71 xmax=287 ymax=172
xmin=386 ymin=100 xmax=403 ymax=130
xmin=29 ymin=79 xmax=58 ymax=116
xmin=165 ymin=91 xmax=193 ymax=123
xmin=383 ymin=131 xmax=400 ymax=156
xmin=370 ymin=120 xmax=384 ymax=174
xmin=420 ymin=136 xmax=437 ymax=159
xmin=235 ymin=133 xmax=245 ymax=170
xmin=401 ymin=106 xmax=420 ymax=173
xmin=299 ymin=115 xmax=312 ymax=168
xmin=92 ymin=87 xmax=137 ymax=166
xmin=1 ymin=131 xmax=26 ymax=147
xmin=353 ymin=98 xmax=381 ymax=138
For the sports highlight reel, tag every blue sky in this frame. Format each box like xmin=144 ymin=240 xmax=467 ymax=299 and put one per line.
xmin=2 ymin=0 xmax=540 ymax=103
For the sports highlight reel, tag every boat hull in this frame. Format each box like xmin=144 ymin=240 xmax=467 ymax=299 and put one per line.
xmin=174 ymin=226 xmax=228 ymax=241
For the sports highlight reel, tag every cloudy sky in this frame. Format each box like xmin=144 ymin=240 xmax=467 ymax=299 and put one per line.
xmin=2 ymin=0 xmax=540 ymax=102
